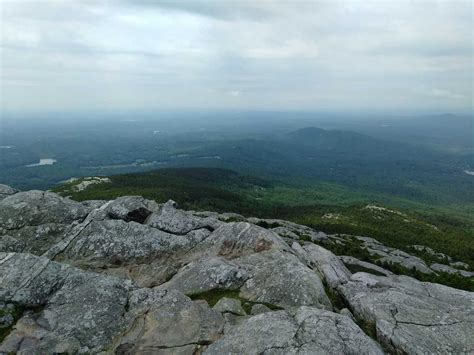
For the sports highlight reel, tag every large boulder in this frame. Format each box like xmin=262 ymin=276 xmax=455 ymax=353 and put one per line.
xmin=114 ymin=288 xmax=224 ymax=354
xmin=354 ymin=236 xmax=434 ymax=274
xmin=52 ymin=219 xmax=205 ymax=264
xmin=0 ymin=252 xmax=134 ymax=353
xmin=1 ymin=223 xmax=72 ymax=255
xmin=205 ymin=307 xmax=383 ymax=354
xmin=213 ymin=297 xmax=246 ymax=316
xmin=302 ymin=243 xmax=352 ymax=288
xmin=248 ymin=217 xmax=328 ymax=242
xmin=0 ymin=184 xmax=17 ymax=201
xmin=47 ymin=219 xmax=212 ymax=287
xmin=338 ymin=272 xmax=474 ymax=354
xmin=237 ymin=251 xmax=332 ymax=310
xmin=146 ymin=200 xmax=222 ymax=234
xmin=102 ymin=195 xmax=158 ymax=223
xmin=194 ymin=222 xmax=291 ymax=259
xmin=0 ymin=252 xmax=71 ymax=306
xmin=378 ymin=251 xmax=434 ymax=274
xmin=340 ymin=255 xmax=394 ymax=277
xmin=0 ymin=191 xmax=91 ymax=255
xmin=161 ymin=248 xmax=332 ymax=310
xmin=0 ymin=252 xmax=225 ymax=354
xmin=0 ymin=191 xmax=89 ymax=230
xmin=159 ymin=256 xmax=249 ymax=295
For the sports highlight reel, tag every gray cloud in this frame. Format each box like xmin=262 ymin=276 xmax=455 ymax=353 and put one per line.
xmin=0 ymin=0 xmax=472 ymax=112
xmin=120 ymin=0 xmax=275 ymax=20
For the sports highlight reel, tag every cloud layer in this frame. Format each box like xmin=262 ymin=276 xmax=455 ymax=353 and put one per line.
xmin=1 ymin=0 xmax=472 ymax=112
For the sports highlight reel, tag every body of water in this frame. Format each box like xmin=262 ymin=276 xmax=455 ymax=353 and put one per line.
xmin=26 ymin=159 xmax=58 ymax=167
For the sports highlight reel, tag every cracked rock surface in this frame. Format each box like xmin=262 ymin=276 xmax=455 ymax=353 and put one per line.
xmin=0 ymin=186 xmax=473 ymax=354
xmin=338 ymin=272 xmax=474 ymax=354
xmin=206 ymin=307 xmax=384 ymax=354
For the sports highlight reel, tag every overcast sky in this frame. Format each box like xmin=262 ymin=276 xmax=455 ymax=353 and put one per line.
xmin=0 ymin=0 xmax=472 ymax=113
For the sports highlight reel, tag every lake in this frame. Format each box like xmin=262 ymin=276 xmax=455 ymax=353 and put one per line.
xmin=26 ymin=159 xmax=58 ymax=167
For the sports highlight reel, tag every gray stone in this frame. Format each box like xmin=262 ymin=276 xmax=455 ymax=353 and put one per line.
xmin=337 ymin=235 xmax=435 ymax=274
xmin=213 ymin=297 xmax=246 ymax=316
xmin=55 ymin=219 xmax=207 ymax=261
xmin=196 ymin=222 xmax=291 ymax=259
xmin=46 ymin=218 xmax=213 ymax=287
xmin=1 ymin=188 xmax=473 ymax=353
xmin=411 ymin=244 xmax=452 ymax=261
xmin=450 ymin=261 xmax=470 ymax=270
xmin=340 ymin=255 xmax=394 ymax=276
xmin=431 ymin=263 xmax=474 ymax=278
xmin=0 ymin=184 xmax=17 ymax=201
xmin=103 ymin=195 xmax=158 ymax=223
xmin=101 ymin=257 xmax=181 ymax=288
xmin=302 ymin=243 xmax=352 ymax=288
xmin=115 ymin=288 xmax=224 ymax=354
xmin=0 ymin=191 xmax=91 ymax=256
xmin=0 ymin=252 xmax=71 ymax=305
xmin=205 ymin=310 xmax=296 ymax=355
xmin=1 ymin=223 xmax=71 ymax=255
xmin=0 ymin=252 xmax=225 ymax=354
xmin=338 ymin=272 xmax=474 ymax=354
xmin=221 ymin=312 xmax=246 ymax=334
xmin=0 ymin=190 xmax=89 ymax=230
xmin=146 ymin=200 xmax=221 ymax=234
xmin=249 ymin=217 xmax=328 ymax=242
xmin=159 ymin=256 xmax=249 ymax=295
xmin=217 ymin=212 xmax=246 ymax=222
xmin=238 ymin=251 xmax=332 ymax=310
xmin=250 ymin=303 xmax=272 ymax=315
xmin=379 ymin=252 xmax=433 ymax=274
xmin=205 ymin=307 xmax=383 ymax=354
xmin=272 ymin=226 xmax=301 ymax=240
xmin=0 ymin=235 xmax=25 ymax=252
xmin=0 ymin=252 xmax=134 ymax=353
xmin=0 ymin=302 xmax=16 ymax=329
xmin=81 ymin=199 xmax=107 ymax=209
xmin=290 ymin=241 xmax=303 ymax=253
xmin=339 ymin=308 xmax=355 ymax=321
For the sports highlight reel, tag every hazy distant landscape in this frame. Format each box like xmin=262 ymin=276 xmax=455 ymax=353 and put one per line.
xmin=1 ymin=111 xmax=472 ymax=215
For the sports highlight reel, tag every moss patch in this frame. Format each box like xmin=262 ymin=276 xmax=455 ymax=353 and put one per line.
xmin=254 ymin=220 xmax=283 ymax=229
xmin=321 ymin=279 xmax=346 ymax=312
xmin=188 ymin=289 xmax=283 ymax=314
xmin=0 ymin=303 xmax=24 ymax=342
xmin=355 ymin=317 xmax=378 ymax=341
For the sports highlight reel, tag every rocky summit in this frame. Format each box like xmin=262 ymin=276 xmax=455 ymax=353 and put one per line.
xmin=0 ymin=186 xmax=473 ymax=354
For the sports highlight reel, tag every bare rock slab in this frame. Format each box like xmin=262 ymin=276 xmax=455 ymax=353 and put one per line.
xmin=338 ymin=272 xmax=474 ymax=354
xmin=205 ymin=307 xmax=383 ymax=354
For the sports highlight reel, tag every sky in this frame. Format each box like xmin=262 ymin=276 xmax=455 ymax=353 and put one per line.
xmin=0 ymin=0 xmax=472 ymax=113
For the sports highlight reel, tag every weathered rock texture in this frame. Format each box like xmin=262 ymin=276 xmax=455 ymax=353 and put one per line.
xmin=338 ymin=273 xmax=474 ymax=354
xmin=0 ymin=186 xmax=472 ymax=354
